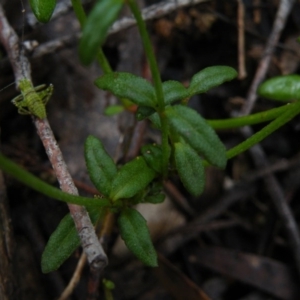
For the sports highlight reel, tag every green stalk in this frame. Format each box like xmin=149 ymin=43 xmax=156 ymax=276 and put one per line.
xmin=71 ymin=0 xmax=87 ymax=26
xmin=128 ymin=0 xmax=169 ymax=177
xmin=207 ymin=103 xmax=294 ymax=129
xmin=71 ymin=0 xmax=112 ymax=73
xmin=127 ymin=0 xmax=164 ymax=110
xmin=96 ymin=51 xmax=113 ymax=74
xmin=0 ymin=153 xmax=110 ymax=208
xmin=226 ymin=101 xmax=300 ymax=159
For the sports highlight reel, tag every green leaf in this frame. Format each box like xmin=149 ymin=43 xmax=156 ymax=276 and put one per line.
xmin=41 ymin=213 xmax=80 ymax=273
xmin=141 ymin=144 xmax=162 ymax=173
xmin=85 ymin=135 xmax=117 ymax=197
xmin=144 ymin=193 xmax=165 ymax=204
xmin=142 ymin=181 xmax=164 ymax=204
xmin=136 ymin=106 xmax=156 ymax=121
xmin=79 ymin=0 xmax=123 ymax=65
xmin=188 ymin=66 xmax=237 ymax=96
xmin=118 ymin=208 xmax=157 ymax=267
xmin=104 ymin=105 xmax=124 ymax=116
xmin=148 ymin=112 xmax=161 ymax=128
xmin=166 ymin=105 xmax=227 ymax=169
xmin=258 ymin=75 xmax=300 ymax=101
xmin=41 ymin=208 xmax=105 ymax=273
xmin=162 ymin=80 xmax=189 ymax=105
xmin=174 ymin=142 xmax=205 ymax=196
xmin=95 ymin=72 xmax=156 ymax=108
xmin=110 ymin=157 xmax=156 ymax=201
xmin=29 ymin=0 xmax=56 ymax=23
xmin=41 ymin=208 xmax=103 ymax=273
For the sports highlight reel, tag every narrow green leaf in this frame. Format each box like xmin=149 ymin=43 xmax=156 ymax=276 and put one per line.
xmin=95 ymin=72 xmax=156 ymax=108
xmin=118 ymin=208 xmax=157 ymax=267
xmin=188 ymin=66 xmax=237 ymax=96
xmin=110 ymin=157 xmax=156 ymax=201
xmin=41 ymin=213 xmax=80 ymax=273
xmin=166 ymin=105 xmax=227 ymax=168
xmin=85 ymin=135 xmax=117 ymax=197
xmin=174 ymin=142 xmax=205 ymax=196
xmin=258 ymin=75 xmax=300 ymax=101
xmin=79 ymin=0 xmax=123 ymax=65
xmin=41 ymin=208 xmax=103 ymax=273
xmin=29 ymin=0 xmax=56 ymax=23
xmin=162 ymin=80 xmax=189 ymax=105
xmin=141 ymin=144 xmax=162 ymax=173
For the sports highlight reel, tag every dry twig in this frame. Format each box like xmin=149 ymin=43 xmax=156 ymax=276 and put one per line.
xmin=241 ymin=0 xmax=296 ymax=115
xmin=241 ymin=127 xmax=300 ymax=278
xmin=237 ymin=0 xmax=247 ymax=80
xmin=0 ymin=168 xmax=18 ymax=300
xmin=0 ymin=3 xmax=107 ymax=278
xmin=159 ymin=183 xmax=257 ymax=255
xmin=34 ymin=119 xmax=108 ymax=270
xmin=58 ymin=253 xmax=87 ymax=300
xmin=110 ymin=0 xmax=210 ymax=34
xmin=237 ymin=0 xmax=300 ymax=278
xmin=31 ymin=0 xmax=210 ymax=59
xmin=58 ymin=211 xmax=115 ymax=299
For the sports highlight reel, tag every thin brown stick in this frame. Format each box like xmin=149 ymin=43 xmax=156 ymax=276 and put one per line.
xmin=59 ymin=211 xmax=115 ymax=299
xmin=125 ymin=120 xmax=147 ymax=161
xmin=87 ymin=211 xmax=116 ymax=300
xmin=57 ymin=253 xmax=87 ymax=300
xmin=110 ymin=0 xmax=210 ymax=34
xmin=244 ymin=154 xmax=300 ymax=182
xmin=0 ymin=170 xmax=18 ymax=300
xmin=237 ymin=0 xmax=247 ymax=80
xmin=240 ymin=127 xmax=300 ymax=278
xmin=241 ymin=0 xmax=296 ymax=115
xmin=236 ymin=0 xmax=300 ymax=277
xmin=158 ymin=183 xmax=257 ymax=255
xmin=28 ymin=0 xmax=210 ymax=29
xmin=163 ymin=180 xmax=196 ymax=217
xmin=31 ymin=0 xmax=210 ymax=59
xmin=253 ymin=0 xmax=261 ymax=24
xmin=34 ymin=119 xmax=108 ymax=269
xmin=0 ymin=4 xmax=107 ymax=272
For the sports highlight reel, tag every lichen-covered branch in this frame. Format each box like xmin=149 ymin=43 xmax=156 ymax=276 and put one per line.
xmin=0 ymin=4 xmax=107 ymax=272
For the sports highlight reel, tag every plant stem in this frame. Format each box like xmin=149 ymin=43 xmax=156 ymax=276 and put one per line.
xmin=226 ymin=101 xmax=300 ymax=159
xmin=127 ymin=0 xmax=164 ymax=110
xmin=0 ymin=153 xmax=110 ymax=207
xmin=207 ymin=103 xmax=293 ymax=129
xmin=128 ymin=0 xmax=169 ymax=177
xmin=71 ymin=0 xmax=87 ymax=26
xmin=71 ymin=0 xmax=112 ymax=74
xmin=96 ymin=51 xmax=113 ymax=74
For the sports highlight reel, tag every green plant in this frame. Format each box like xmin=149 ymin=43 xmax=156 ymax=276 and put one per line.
xmin=258 ymin=74 xmax=300 ymax=101
xmin=1 ymin=0 xmax=300 ymax=273
xmin=29 ymin=0 xmax=57 ymax=23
